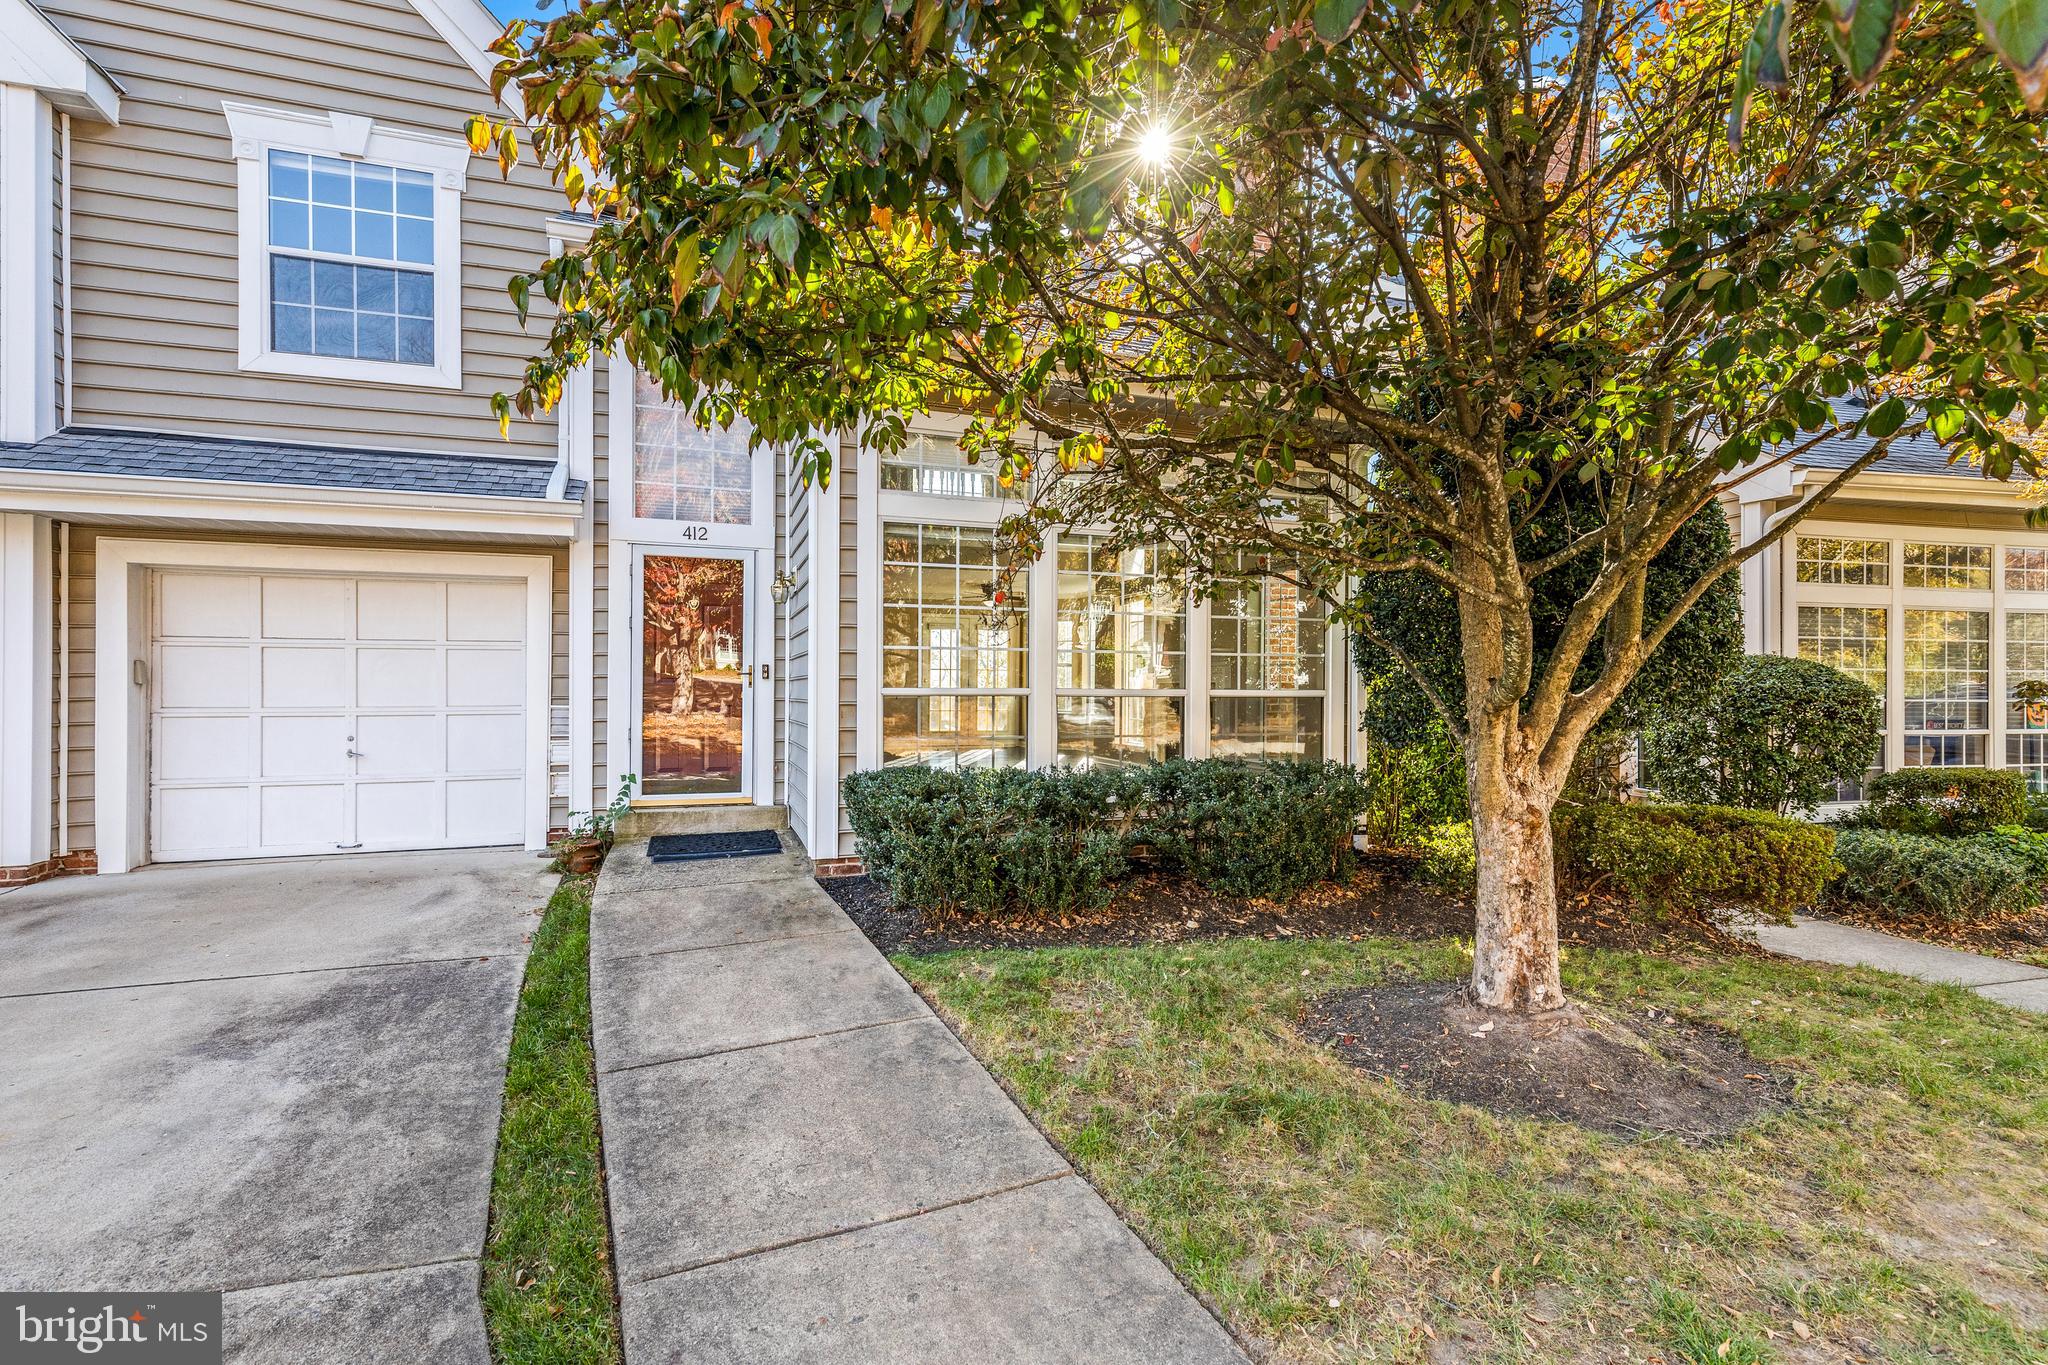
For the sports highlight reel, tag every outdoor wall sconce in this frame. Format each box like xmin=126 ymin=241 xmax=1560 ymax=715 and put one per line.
xmin=769 ymin=568 xmax=798 ymax=604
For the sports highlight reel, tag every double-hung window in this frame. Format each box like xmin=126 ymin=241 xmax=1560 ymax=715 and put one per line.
xmin=225 ymin=103 xmax=466 ymax=388
xmin=1209 ymin=555 xmax=1330 ymax=761
xmin=880 ymin=523 xmax=1028 ymax=768
xmin=1054 ymin=535 xmax=1187 ymax=768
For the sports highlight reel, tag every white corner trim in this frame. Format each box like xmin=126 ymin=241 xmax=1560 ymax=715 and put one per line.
xmin=222 ymin=100 xmax=467 ymax=391
xmin=0 ymin=0 xmax=120 ymax=123
xmin=92 ymin=539 xmax=555 ymax=874
xmin=563 ymin=361 xmax=597 ymax=814
xmin=808 ymin=456 xmax=842 ymax=857
xmin=0 ymin=514 xmax=54 ymax=869
xmin=854 ymin=435 xmax=881 ymax=773
xmin=1 ymin=86 xmax=59 ymax=445
xmin=605 ymin=349 xmax=635 ymax=799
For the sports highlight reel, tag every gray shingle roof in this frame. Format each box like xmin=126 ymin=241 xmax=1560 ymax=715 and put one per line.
xmin=0 ymin=428 xmax=583 ymax=501
xmin=1786 ymin=395 xmax=1986 ymax=480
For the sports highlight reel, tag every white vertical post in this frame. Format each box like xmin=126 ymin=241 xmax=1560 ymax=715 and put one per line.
xmin=1739 ymin=502 xmax=1766 ymax=654
xmin=560 ymin=361 xmax=596 ymax=814
xmin=809 ymin=453 xmax=842 ymax=856
xmin=1 ymin=86 xmax=59 ymax=444
xmin=0 ymin=513 xmax=54 ymax=871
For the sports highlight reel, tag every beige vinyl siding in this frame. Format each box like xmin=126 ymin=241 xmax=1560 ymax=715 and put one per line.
xmin=784 ymin=460 xmax=814 ymax=851
xmin=54 ymin=526 xmax=572 ymax=854
xmin=837 ymin=432 xmax=861 ymax=857
xmin=45 ymin=0 xmax=562 ymax=459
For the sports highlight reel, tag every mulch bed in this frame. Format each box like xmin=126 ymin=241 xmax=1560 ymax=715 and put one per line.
xmin=1809 ymin=901 xmax=2048 ymax=968
xmin=819 ymin=852 xmax=1759 ymax=958
xmin=1300 ymin=983 xmax=1792 ymax=1142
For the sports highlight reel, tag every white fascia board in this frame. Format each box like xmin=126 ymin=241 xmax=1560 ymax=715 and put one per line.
xmin=1 ymin=0 xmax=120 ymax=123
xmin=1791 ymin=466 xmax=2038 ymax=508
xmin=0 ymin=467 xmax=582 ymax=541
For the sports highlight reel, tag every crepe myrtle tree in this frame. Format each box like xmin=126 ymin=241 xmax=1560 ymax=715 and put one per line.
xmin=474 ymin=0 xmax=2048 ymax=1013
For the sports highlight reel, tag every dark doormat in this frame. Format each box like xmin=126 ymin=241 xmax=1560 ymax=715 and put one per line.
xmin=647 ymin=829 xmax=784 ymax=863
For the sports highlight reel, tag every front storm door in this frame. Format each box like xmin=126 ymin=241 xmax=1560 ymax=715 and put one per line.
xmin=640 ymin=553 xmax=750 ymax=797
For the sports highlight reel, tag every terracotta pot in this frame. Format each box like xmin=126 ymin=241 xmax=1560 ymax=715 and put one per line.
xmin=564 ymin=838 xmax=607 ymax=874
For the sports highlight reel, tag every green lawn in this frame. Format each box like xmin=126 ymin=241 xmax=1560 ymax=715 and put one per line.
xmin=482 ymin=875 xmax=621 ymax=1365
xmin=900 ymin=938 xmax=2048 ymax=1364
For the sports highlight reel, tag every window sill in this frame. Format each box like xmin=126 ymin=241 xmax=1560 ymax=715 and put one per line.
xmin=238 ymin=347 xmax=463 ymax=391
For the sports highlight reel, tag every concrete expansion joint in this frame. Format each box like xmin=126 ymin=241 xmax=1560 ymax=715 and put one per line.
xmin=633 ymin=1171 xmax=1076 ymax=1285
xmin=597 ymin=923 xmax=854 ymax=965
xmin=220 ymin=1253 xmax=482 ymax=1296
xmin=0 ymin=952 xmax=496 ymax=1001
xmin=599 ymin=1012 xmax=932 ymax=1075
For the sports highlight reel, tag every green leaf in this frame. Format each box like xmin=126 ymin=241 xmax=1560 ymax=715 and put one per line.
xmin=1312 ymin=0 xmax=1370 ymax=43
xmin=1821 ymin=0 xmax=1908 ymax=87
xmin=1857 ymin=266 xmax=1898 ymax=300
xmin=763 ymin=215 xmax=800 ymax=269
xmin=1889 ymin=325 xmax=1927 ymax=371
xmin=1865 ymin=396 xmax=1909 ymax=438
xmin=1975 ymin=0 xmax=2048 ymax=109
xmin=963 ymin=146 xmax=1010 ymax=209
xmin=1728 ymin=2 xmax=1790 ymax=153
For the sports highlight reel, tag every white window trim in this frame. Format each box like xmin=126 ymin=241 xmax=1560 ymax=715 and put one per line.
xmin=223 ymin=101 xmax=467 ymax=390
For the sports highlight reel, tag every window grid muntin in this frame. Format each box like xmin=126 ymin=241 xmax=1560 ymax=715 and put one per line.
xmin=881 ymin=522 xmax=1027 ymax=769
xmin=2007 ymin=610 xmax=2048 ymax=730
xmin=2006 ymin=733 xmax=2048 ymax=792
xmin=265 ymin=149 xmax=435 ymax=366
xmin=2006 ymin=547 xmax=2048 ymax=593
xmin=879 ymin=430 xmax=1002 ymax=500
xmin=1902 ymin=608 xmax=1990 ymax=767
xmin=1796 ymin=536 xmax=1891 ymax=586
xmin=1055 ymin=534 xmax=1186 ymax=692
xmin=1903 ymin=541 xmax=1992 ymax=590
xmin=632 ymin=375 xmax=756 ymax=526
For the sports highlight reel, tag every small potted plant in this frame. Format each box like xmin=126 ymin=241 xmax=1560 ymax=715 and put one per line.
xmin=553 ymin=775 xmax=637 ymax=874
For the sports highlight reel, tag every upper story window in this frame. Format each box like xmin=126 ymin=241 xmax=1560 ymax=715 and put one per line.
xmin=1903 ymin=541 xmax=1992 ymax=591
xmin=224 ymin=102 xmax=467 ymax=389
xmin=1796 ymin=536 xmax=1890 ymax=586
xmin=633 ymin=373 xmax=754 ymax=526
xmin=881 ymin=430 xmax=1004 ymax=500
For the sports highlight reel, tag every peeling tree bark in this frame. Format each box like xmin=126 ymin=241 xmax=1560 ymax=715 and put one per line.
xmin=1465 ymin=710 xmax=1568 ymax=1013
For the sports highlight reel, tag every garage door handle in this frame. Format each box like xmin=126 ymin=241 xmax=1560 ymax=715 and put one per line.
xmin=346 ymin=750 xmax=363 ymax=758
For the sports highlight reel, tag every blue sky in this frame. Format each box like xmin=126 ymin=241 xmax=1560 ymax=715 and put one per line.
xmin=484 ymin=0 xmax=553 ymax=21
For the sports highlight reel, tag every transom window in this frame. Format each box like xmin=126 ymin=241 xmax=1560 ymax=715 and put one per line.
xmin=1209 ymin=556 xmax=1329 ymax=761
xmin=880 ymin=523 xmax=1026 ymax=768
xmin=1903 ymin=608 xmax=1989 ymax=766
xmin=633 ymin=375 xmax=755 ymax=526
xmin=1903 ymin=541 xmax=1992 ymax=591
xmin=1796 ymin=537 xmax=1890 ymax=586
xmin=2007 ymin=547 xmax=2048 ymax=592
xmin=1055 ymin=535 xmax=1186 ymax=768
xmin=880 ymin=430 xmax=1003 ymax=500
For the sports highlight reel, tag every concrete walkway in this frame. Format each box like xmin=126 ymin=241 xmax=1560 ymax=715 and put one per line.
xmin=0 ymin=849 xmax=552 ymax=1363
xmin=590 ymin=820 xmax=1247 ymax=1364
xmin=1748 ymin=915 xmax=2048 ymax=1013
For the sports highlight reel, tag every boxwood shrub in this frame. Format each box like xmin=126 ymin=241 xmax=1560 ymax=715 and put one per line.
xmin=842 ymin=759 xmax=1369 ymax=912
xmin=1830 ymin=827 xmax=2042 ymax=922
xmin=1554 ymin=802 xmax=1836 ymax=921
xmin=1842 ymin=767 xmax=2029 ymax=837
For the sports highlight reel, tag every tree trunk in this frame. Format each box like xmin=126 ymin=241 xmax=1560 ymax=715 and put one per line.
xmin=1466 ymin=713 xmax=1567 ymax=1013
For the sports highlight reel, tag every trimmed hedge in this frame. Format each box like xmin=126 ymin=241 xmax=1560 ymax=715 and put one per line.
xmin=1843 ymin=767 xmax=2029 ymax=837
xmin=1830 ymin=827 xmax=2042 ymax=922
xmin=1554 ymin=802 xmax=1837 ymax=921
xmin=842 ymin=760 xmax=1369 ymax=912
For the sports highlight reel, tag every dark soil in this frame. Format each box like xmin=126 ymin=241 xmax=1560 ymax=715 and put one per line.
xmin=820 ymin=852 xmax=1758 ymax=958
xmin=1809 ymin=901 xmax=2048 ymax=968
xmin=1300 ymin=982 xmax=1792 ymax=1142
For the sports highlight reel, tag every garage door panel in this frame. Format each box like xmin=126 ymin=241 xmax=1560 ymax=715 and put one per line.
xmin=151 ymin=568 xmax=527 ymax=862
xmin=356 ymin=781 xmax=440 ymax=846
xmin=261 ymin=576 xmax=349 ymax=640
xmin=448 ymin=649 xmax=522 ymax=708
xmin=262 ymin=647 xmax=350 ymax=709
xmin=158 ymin=572 xmax=256 ymax=639
xmin=156 ymin=786 xmax=253 ymax=856
xmin=156 ymin=715 xmax=253 ymax=783
xmin=447 ymin=778 xmax=522 ymax=843
xmin=447 ymin=580 xmax=525 ymax=641
xmin=157 ymin=645 xmax=252 ymax=709
xmin=260 ymin=784 xmax=348 ymax=848
xmin=356 ymin=579 xmax=444 ymax=641
xmin=260 ymin=715 xmax=350 ymax=779
xmin=356 ymin=714 xmax=444 ymax=777
xmin=357 ymin=648 xmax=442 ymax=708
xmin=447 ymin=713 xmax=522 ymax=774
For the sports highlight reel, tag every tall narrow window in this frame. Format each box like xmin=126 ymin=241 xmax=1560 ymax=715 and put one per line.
xmin=1208 ymin=556 xmax=1328 ymax=761
xmin=1055 ymin=535 xmax=1186 ymax=768
xmin=1903 ymin=608 xmax=1989 ymax=766
xmin=879 ymin=523 xmax=1027 ymax=768
xmin=1798 ymin=604 xmax=1888 ymax=799
xmin=2007 ymin=611 xmax=2048 ymax=790
xmin=266 ymin=151 xmax=436 ymax=366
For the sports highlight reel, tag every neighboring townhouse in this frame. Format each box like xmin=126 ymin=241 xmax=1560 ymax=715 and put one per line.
xmin=1727 ymin=395 xmax=2048 ymax=797
xmin=0 ymin=0 xmax=1369 ymax=885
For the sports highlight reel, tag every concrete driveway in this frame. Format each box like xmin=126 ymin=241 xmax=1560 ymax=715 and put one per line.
xmin=0 ymin=849 xmax=551 ymax=1363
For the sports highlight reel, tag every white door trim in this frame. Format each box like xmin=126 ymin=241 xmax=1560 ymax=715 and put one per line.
xmin=94 ymin=538 xmax=553 ymax=873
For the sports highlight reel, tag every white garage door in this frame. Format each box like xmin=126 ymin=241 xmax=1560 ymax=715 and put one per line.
xmin=149 ymin=569 xmax=527 ymax=861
